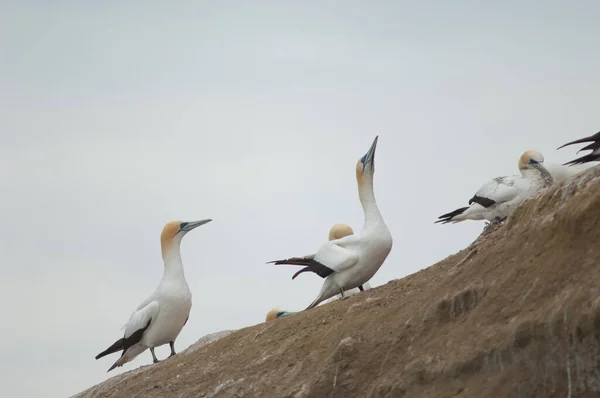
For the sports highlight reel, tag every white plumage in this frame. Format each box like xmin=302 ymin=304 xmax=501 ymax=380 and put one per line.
xmin=95 ymin=219 xmax=211 ymax=372
xmin=436 ymin=150 xmax=554 ymax=224
xmin=270 ymin=136 xmax=393 ymax=310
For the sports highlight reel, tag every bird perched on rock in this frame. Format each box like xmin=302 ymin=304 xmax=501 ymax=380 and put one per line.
xmin=265 ymin=223 xmax=372 ymax=320
xmin=95 ymin=219 xmax=212 ymax=372
xmin=269 ymin=136 xmax=392 ymax=310
xmin=436 ymin=150 xmax=553 ymax=224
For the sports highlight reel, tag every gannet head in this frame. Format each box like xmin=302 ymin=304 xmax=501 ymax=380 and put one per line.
xmin=518 ymin=150 xmax=552 ymax=180
xmin=160 ymin=219 xmax=212 ymax=258
xmin=328 ymin=223 xmax=354 ymax=241
xmin=355 ymin=136 xmax=378 ymax=185
xmin=265 ymin=307 xmax=291 ymax=322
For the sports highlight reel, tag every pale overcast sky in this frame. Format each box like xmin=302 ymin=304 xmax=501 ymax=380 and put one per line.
xmin=1 ymin=1 xmax=599 ymax=397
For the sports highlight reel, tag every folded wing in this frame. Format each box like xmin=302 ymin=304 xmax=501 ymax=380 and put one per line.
xmin=469 ymin=176 xmax=519 ymax=207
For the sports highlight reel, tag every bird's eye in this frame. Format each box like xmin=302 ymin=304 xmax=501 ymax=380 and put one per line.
xmin=180 ymin=222 xmax=188 ymax=230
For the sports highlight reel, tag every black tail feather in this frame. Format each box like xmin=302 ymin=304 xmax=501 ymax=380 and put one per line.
xmin=435 ymin=206 xmax=469 ymax=224
xmin=95 ymin=338 xmax=125 ymax=360
xmin=557 ymin=131 xmax=600 ymax=150
xmin=269 ymin=257 xmax=334 ymax=279
xmin=564 ymin=153 xmax=600 ymax=166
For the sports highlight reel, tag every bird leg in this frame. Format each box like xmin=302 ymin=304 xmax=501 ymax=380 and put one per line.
xmin=169 ymin=341 xmax=176 ymax=358
xmin=358 ymin=285 xmax=364 ymax=292
xmin=150 ymin=347 xmax=160 ymax=364
xmin=339 ymin=288 xmax=348 ymax=299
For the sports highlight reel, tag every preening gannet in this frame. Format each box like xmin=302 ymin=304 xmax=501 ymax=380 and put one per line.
xmin=557 ymin=131 xmax=600 ymax=166
xmin=436 ymin=150 xmax=553 ymax=224
xmin=95 ymin=219 xmax=212 ymax=372
xmin=269 ymin=136 xmax=393 ymax=310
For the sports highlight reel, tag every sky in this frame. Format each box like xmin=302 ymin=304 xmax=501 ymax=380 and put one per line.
xmin=1 ymin=1 xmax=599 ymax=397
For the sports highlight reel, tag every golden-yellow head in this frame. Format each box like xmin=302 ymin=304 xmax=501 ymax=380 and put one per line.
xmin=265 ymin=307 xmax=282 ymax=322
xmin=518 ymin=150 xmax=545 ymax=169
xmin=355 ymin=136 xmax=379 ymax=186
xmin=160 ymin=219 xmax=212 ymax=257
xmin=328 ymin=223 xmax=354 ymax=241
xmin=517 ymin=150 xmax=552 ymax=182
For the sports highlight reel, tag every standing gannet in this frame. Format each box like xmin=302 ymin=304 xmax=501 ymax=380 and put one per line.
xmin=268 ymin=136 xmax=393 ymax=310
xmin=436 ymin=150 xmax=553 ymax=224
xmin=95 ymin=219 xmax=212 ymax=372
xmin=557 ymin=131 xmax=600 ymax=166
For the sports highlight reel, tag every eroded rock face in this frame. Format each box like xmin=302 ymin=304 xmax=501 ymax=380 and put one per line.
xmin=75 ymin=166 xmax=600 ymax=398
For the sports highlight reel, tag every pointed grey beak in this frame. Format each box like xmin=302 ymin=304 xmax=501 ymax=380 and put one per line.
xmin=360 ymin=135 xmax=379 ymax=173
xmin=181 ymin=219 xmax=212 ymax=232
xmin=530 ymin=161 xmax=553 ymax=180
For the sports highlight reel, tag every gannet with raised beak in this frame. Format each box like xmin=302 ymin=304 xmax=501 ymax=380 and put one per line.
xmin=436 ymin=150 xmax=553 ymax=224
xmin=95 ymin=219 xmax=212 ymax=372
xmin=269 ymin=136 xmax=393 ymax=310
xmin=557 ymin=131 xmax=600 ymax=166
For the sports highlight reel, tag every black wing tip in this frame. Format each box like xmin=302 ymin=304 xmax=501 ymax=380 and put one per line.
xmin=557 ymin=131 xmax=600 ymax=150
xmin=107 ymin=363 xmax=119 ymax=372
xmin=436 ymin=206 xmax=469 ymax=224
xmin=563 ymin=153 xmax=600 ymax=166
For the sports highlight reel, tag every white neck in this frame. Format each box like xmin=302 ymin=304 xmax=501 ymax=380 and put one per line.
xmin=358 ymin=175 xmax=384 ymax=227
xmin=161 ymin=238 xmax=186 ymax=280
xmin=520 ymin=166 xmax=553 ymax=186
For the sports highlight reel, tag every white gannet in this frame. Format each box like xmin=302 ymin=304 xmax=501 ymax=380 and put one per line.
xmin=436 ymin=150 xmax=554 ymax=224
xmin=325 ymin=223 xmax=371 ymax=302
xmin=265 ymin=224 xmax=373 ymax=320
xmin=95 ymin=219 xmax=212 ymax=372
xmin=268 ymin=136 xmax=393 ymax=310
xmin=557 ymin=131 xmax=600 ymax=166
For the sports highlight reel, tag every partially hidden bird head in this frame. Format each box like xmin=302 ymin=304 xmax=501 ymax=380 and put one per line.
xmin=518 ymin=150 xmax=553 ymax=182
xmin=355 ymin=135 xmax=379 ymax=186
xmin=265 ymin=307 xmax=292 ymax=322
xmin=328 ymin=223 xmax=354 ymax=241
xmin=160 ymin=219 xmax=212 ymax=258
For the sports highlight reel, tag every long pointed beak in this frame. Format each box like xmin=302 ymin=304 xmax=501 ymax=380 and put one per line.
xmin=182 ymin=219 xmax=212 ymax=232
xmin=361 ymin=135 xmax=379 ymax=173
xmin=531 ymin=162 xmax=553 ymax=180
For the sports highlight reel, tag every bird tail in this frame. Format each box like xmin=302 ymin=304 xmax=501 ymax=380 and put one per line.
xmin=268 ymin=257 xmax=333 ymax=279
xmin=95 ymin=338 xmax=125 ymax=360
xmin=435 ymin=207 xmax=469 ymax=224
xmin=557 ymin=132 xmax=600 ymax=150
xmin=267 ymin=257 xmax=312 ymax=266
xmin=563 ymin=152 xmax=600 ymax=166
xmin=305 ymin=279 xmax=338 ymax=311
xmin=106 ymin=344 xmax=147 ymax=372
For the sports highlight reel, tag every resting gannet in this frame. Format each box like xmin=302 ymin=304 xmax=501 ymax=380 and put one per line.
xmin=557 ymin=131 xmax=600 ymax=166
xmin=95 ymin=219 xmax=212 ymax=372
xmin=265 ymin=307 xmax=294 ymax=322
xmin=269 ymin=136 xmax=393 ymax=310
xmin=436 ymin=150 xmax=553 ymax=224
